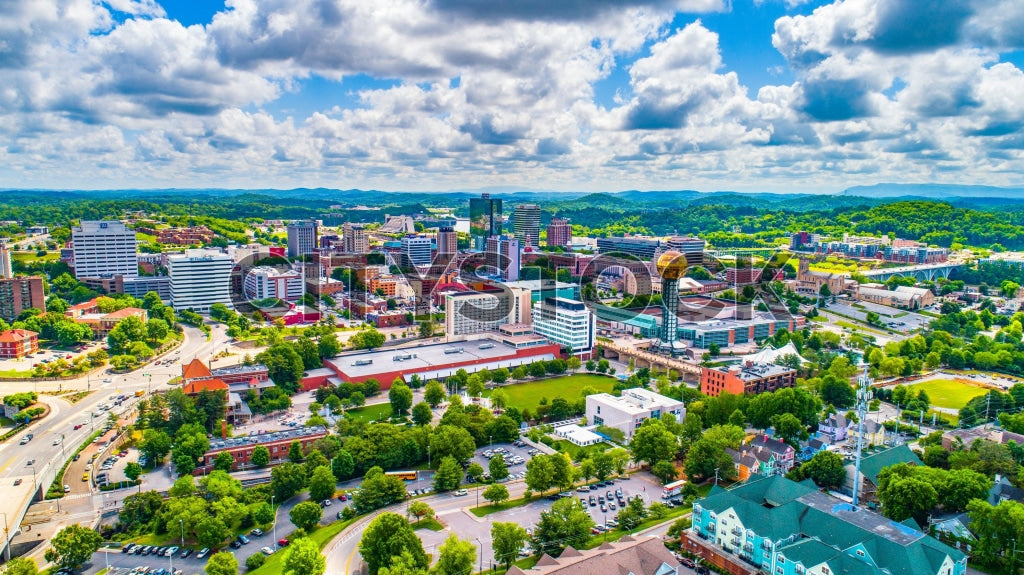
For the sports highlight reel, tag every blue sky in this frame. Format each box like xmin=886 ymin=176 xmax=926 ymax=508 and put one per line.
xmin=1 ymin=0 xmax=1023 ymax=192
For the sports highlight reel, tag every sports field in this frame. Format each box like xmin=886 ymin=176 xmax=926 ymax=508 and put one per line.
xmin=485 ymin=373 xmax=618 ymax=413
xmin=907 ymin=378 xmax=993 ymax=410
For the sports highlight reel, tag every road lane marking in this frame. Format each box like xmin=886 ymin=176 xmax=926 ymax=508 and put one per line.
xmin=0 ymin=455 xmax=16 ymax=473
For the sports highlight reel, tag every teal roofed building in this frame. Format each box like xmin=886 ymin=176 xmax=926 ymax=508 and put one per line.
xmin=686 ymin=474 xmax=967 ymax=575
xmin=842 ymin=444 xmax=923 ymax=503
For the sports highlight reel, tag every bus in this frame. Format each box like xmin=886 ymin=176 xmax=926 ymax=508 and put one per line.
xmin=662 ymin=479 xmax=688 ymax=499
xmin=386 ymin=470 xmax=418 ymax=481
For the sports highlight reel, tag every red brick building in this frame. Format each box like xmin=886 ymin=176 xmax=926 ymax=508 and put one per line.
xmin=0 ymin=329 xmax=39 ymax=359
xmin=0 ymin=276 xmax=45 ymax=323
xmin=700 ymin=361 xmax=797 ymax=397
xmin=195 ymin=426 xmax=329 ymax=474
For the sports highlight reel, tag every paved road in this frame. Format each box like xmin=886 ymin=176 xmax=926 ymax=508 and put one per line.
xmin=1 ymin=325 xmax=221 ymax=563
xmin=323 ymin=471 xmax=665 ymax=574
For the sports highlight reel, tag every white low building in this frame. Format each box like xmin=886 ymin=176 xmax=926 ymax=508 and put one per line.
xmin=585 ymin=388 xmax=685 ymax=441
xmin=554 ymin=425 xmax=604 ymax=447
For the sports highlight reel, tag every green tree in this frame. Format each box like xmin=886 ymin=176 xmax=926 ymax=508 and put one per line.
xmin=483 ymin=483 xmax=510 ymax=506
xmin=530 ymin=498 xmax=593 ymax=556
xmin=331 ymin=450 xmax=355 ymax=482
xmin=629 ymin=419 xmax=677 ymax=466
xmin=771 ymin=413 xmax=809 ymax=446
xmin=411 ymin=402 xmax=432 ymax=426
xmin=467 ymin=374 xmax=485 ymax=398
xmin=205 ymin=551 xmax=239 ymax=575
xmin=318 ymin=332 xmax=341 ymax=358
xmin=685 ymin=438 xmax=735 ymax=482
xmin=434 ymin=456 xmax=463 ymax=492
xmin=195 ymin=515 xmax=230 ymax=549
xmin=492 ymin=522 xmax=529 ymax=569
xmin=359 ymin=512 xmax=429 ymax=575
xmin=283 ymin=537 xmax=326 ymax=575
xmin=253 ymin=502 xmax=275 ymax=525
xmin=271 ymin=462 xmax=307 ymax=501
xmin=877 ymin=474 xmax=938 ymax=524
xmin=435 ymin=534 xmax=475 ymax=575
xmin=409 ymin=500 xmax=434 ymax=523
xmin=124 ymin=461 xmax=143 ymax=483
xmin=592 ymin=451 xmax=615 ymax=482
xmin=489 ymin=454 xmax=509 ymax=481
xmin=652 ymin=460 xmax=678 ymax=484
xmin=798 ymin=450 xmax=846 ymax=489
xmin=353 ymin=467 xmax=408 ymax=514
xmin=251 ymin=445 xmax=270 ymax=467
xmin=256 ymin=343 xmax=305 ymax=394
xmin=424 ymin=380 xmax=446 ymax=407
xmin=214 ymin=451 xmax=235 ymax=472
xmin=308 ymin=465 xmax=337 ymax=502
xmin=289 ymin=500 xmax=324 ymax=531
xmin=139 ymin=428 xmax=172 ymax=465
xmin=819 ymin=376 xmax=856 ymax=409
xmin=245 ymin=553 xmax=266 ymax=571
xmin=525 ymin=454 xmax=554 ymax=494
xmin=616 ymin=495 xmax=649 ymax=531
xmin=44 ymin=524 xmax=103 ymax=570
xmin=288 ymin=440 xmax=304 ymax=463
xmin=2 ymin=557 xmax=38 ymax=575
xmin=389 ymin=383 xmax=414 ymax=416
xmin=429 ymin=425 xmax=477 ymax=464
xmin=350 ymin=328 xmax=386 ymax=350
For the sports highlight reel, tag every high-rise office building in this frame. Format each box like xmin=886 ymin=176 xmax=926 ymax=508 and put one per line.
xmin=287 ymin=220 xmax=318 ymax=258
xmin=469 ymin=193 xmax=502 ymax=250
xmin=401 ymin=235 xmax=433 ymax=267
xmin=0 ymin=276 xmax=45 ymax=322
xmin=0 ymin=240 xmax=12 ymax=278
xmin=486 ymin=235 xmax=520 ymax=282
xmin=168 ymin=249 xmax=234 ymax=312
xmin=513 ymin=204 xmax=541 ymax=248
xmin=545 ymin=217 xmax=572 ymax=249
xmin=244 ymin=267 xmax=304 ymax=303
xmin=436 ymin=226 xmax=457 ymax=257
xmin=71 ymin=220 xmax=138 ymax=279
xmin=665 ymin=236 xmax=706 ymax=266
xmin=532 ymin=297 xmax=595 ymax=355
xmin=341 ymin=223 xmax=369 ymax=254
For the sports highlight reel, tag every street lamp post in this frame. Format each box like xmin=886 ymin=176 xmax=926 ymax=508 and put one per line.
xmin=1 ymin=512 xmax=10 ymax=563
xmin=272 ymin=495 xmax=278 ymax=550
xmin=179 ymin=518 xmax=185 ymax=547
xmin=475 ymin=538 xmax=483 ymax=574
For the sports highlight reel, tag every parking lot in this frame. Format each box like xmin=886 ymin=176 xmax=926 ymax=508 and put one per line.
xmin=465 ymin=441 xmax=535 ymax=482
xmin=420 ymin=473 xmax=661 ymax=570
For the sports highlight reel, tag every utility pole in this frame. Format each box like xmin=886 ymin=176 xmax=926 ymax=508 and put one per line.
xmin=714 ymin=468 xmax=719 ymax=487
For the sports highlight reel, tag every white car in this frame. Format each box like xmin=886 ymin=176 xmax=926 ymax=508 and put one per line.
xmin=454 ymin=489 xmax=468 ymax=496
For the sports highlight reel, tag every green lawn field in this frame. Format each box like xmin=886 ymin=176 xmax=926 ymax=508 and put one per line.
xmin=485 ymin=373 xmax=618 ymax=413
xmin=908 ymin=378 xmax=993 ymax=410
xmin=344 ymin=402 xmax=393 ymax=422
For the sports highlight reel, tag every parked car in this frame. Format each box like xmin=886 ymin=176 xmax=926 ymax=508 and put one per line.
xmin=261 ymin=547 xmax=274 ymax=556
xmin=13 ymin=479 xmax=22 ymax=486
xmin=454 ymin=489 xmax=468 ymax=496
xmin=278 ymin=538 xmax=289 ymax=547
xmin=180 ymin=549 xmax=193 ymax=559
xmin=196 ymin=548 xmax=210 ymax=559
xmin=238 ymin=534 xmax=250 ymax=545
xmin=250 ymin=528 xmax=264 ymax=536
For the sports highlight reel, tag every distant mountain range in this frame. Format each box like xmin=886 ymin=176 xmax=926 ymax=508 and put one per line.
xmin=841 ymin=183 xmax=1024 ymax=199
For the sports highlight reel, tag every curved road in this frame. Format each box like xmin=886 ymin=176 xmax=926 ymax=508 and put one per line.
xmin=0 ymin=324 xmax=227 ymax=562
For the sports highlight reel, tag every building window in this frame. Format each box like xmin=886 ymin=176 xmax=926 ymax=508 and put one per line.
xmin=856 ymin=550 xmax=864 ymax=557
xmin=822 ymin=568 xmax=830 ymax=575
xmin=778 ymin=556 xmax=786 ymax=564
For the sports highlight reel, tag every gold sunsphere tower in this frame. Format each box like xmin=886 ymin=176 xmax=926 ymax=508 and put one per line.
xmin=655 ymin=250 xmax=688 ymax=355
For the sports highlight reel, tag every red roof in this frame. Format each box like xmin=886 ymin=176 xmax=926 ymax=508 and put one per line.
xmin=182 ymin=358 xmax=213 ymax=380
xmin=183 ymin=378 xmax=229 ymax=394
xmin=0 ymin=329 xmax=38 ymax=343
xmin=103 ymin=307 xmax=146 ymax=319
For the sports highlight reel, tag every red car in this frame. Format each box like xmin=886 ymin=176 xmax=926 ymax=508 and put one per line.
xmin=278 ymin=539 xmax=289 ymax=547
xmin=73 ymin=424 xmax=82 ymax=430
xmin=338 ymin=494 xmax=347 ymax=501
